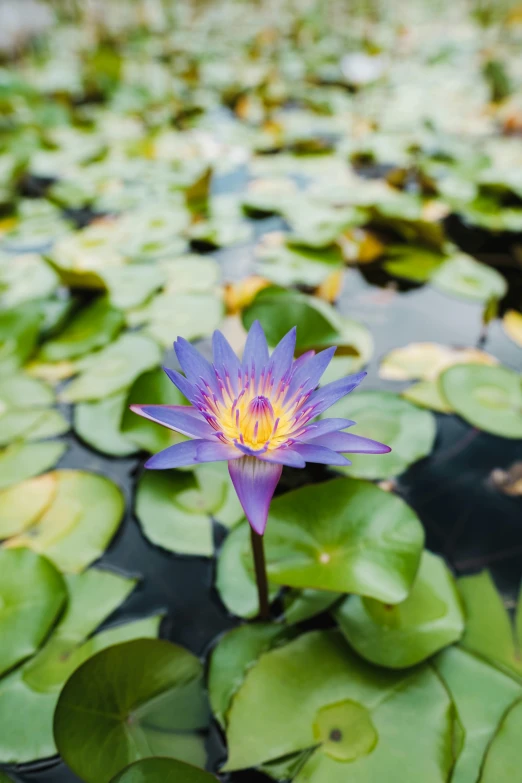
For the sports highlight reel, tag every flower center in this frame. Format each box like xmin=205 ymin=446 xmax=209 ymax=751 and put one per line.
xmin=240 ymin=395 xmax=275 ymax=446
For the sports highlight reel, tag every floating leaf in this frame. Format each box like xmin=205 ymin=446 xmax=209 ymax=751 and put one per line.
xmin=161 ymin=255 xmax=221 ymax=295
xmin=3 ymin=470 xmax=124 ymax=573
xmin=0 ymin=373 xmax=65 ymax=445
xmin=402 ymin=380 xmax=453 ymax=412
xmin=432 ymin=253 xmax=507 ymax=303
xmin=47 ymin=225 xmax=125 ymax=289
xmin=0 ymin=441 xmax=67 ymax=490
xmin=502 ymin=310 xmax=522 ymax=348
xmin=480 ymin=698 xmax=522 ymax=782
xmin=128 ymin=292 xmax=224 ymax=348
xmin=0 ymin=252 xmax=58 ymax=309
xmin=0 ymin=549 xmax=66 ymax=676
xmin=75 ymin=393 xmax=138 ymax=457
xmin=102 ymin=265 xmax=165 ymax=310
xmin=216 ymin=522 xmax=280 ymax=618
xmin=336 ymin=551 xmax=464 ymax=668
xmin=243 ymin=287 xmax=372 ymax=371
xmin=60 ymin=333 xmax=161 ymax=403
xmin=383 ymin=244 xmax=446 ymax=283
xmin=54 ymin=639 xmax=209 ymax=783
xmin=209 ymin=623 xmax=294 ymax=728
xmin=283 ymin=589 xmax=341 ymax=626
xmin=38 ymin=297 xmax=124 ymax=362
xmin=122 ymin=368 xmax=188 ymax=454
xmin=0 ymin=473 xmax=56 ymax=539
xmin=264 ymin=479 xmax=424 ymax=602
xmin=440 ymin=364 xmax=522 ymax=439
xmin=0 ymin=306 xmax=42 ymax=376
xmin=0 ymin=569 xmax=160 ymax=764
xmin=256 ymin=235 xmax=343 ymax=287
xmin=136 ymin=471 xmax=214 ymax=557
xmin=110 ymin=759 xmax=218 ymax=783
xmin=223 ymin=629 xmax=453 ymax=778
xmin=434 ymin=646 xmax=521 ymax=783
xmin=326 ymin=392 xmax=436 ymax=479
xmin=458 ymin=570 xmax=522 ymax=680
xmin=379 ymin=342 xmax=498 ymax=382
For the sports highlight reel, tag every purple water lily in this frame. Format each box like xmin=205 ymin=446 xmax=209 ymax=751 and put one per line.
xmin=131 ymin=321 xmax=390 ymax=535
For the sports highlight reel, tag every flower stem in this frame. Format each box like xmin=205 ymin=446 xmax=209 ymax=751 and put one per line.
xmin=250 ymin=527 xmax=270 ymax=620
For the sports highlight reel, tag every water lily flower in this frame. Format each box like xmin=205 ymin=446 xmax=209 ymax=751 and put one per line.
xmin=131 ymin=321 xmax=390 ymax=535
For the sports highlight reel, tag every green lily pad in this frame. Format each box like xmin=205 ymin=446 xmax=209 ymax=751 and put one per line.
xmin=102 ymin=265 xmax=165 ymax=310
xmin=209 ymin=623 xmax=294 ymax=728
xmin=216 ymin=522 xmax=280 ymax=618
xmin=38 ymin=297 xmax=124 ymax=362
xmin=256 ymin=239 xmax=343 ymax=287
xmin=326 ymin=391 xmax=436 ymax=479
xmin=0 ymin=568 xmax=160 ymax=764
xmin=110 ymin=759 xmax=218 ymax=783
xmin=480 ymin=698 xmax=522 ymax=782
xmin=432 ymin=253 xmax=507 ymax=303
xmin=0 ymin=373 xmax=68 ymax=446
xmin=434 ymin=646 xmax=521 ymax=783
xmin=0 ymin=253 xmax=58 ymax=309
xmin=264 ymin=478 xmax=424 ymax=603
xmin=3 ymin=469 xmax=124 ymax=573
xmin=440 ymin=364 xmax=522 ymax=439
xmin=335 ymin=551 xmax=464 ymax=669
xmin=383 ymin=244 xmax=446 ymax=283
xmin=402 ymin=380 xmax=453 ymax=412
xmin=47 ymin=225 xmax=125 ymax=290
xmin=122 ymin=368 xmax=188 ymax=454
xmin=223 ymin=629 xmax=453 ymax=779
xmin=0 ymin=441 xmax=67 ymax=490
xmin=283 ymin=589 xmax=341 ymax=625
xmin=60 ymin=333 xmax=161 ymax=403
xmin=0 ymin=549 xmax=66 ymax=676
xmin=0 ymin=473 xmax=57 ymax=539
xmin=242 ymin=287 xmax=338 ymax=351
xmin=54 ymin=639 xmax=209 ymax=783
xmin=136 ymin=471 xmax=214 ymax=557
xmin=0 ymin=305 xmax=42 ymax=376
xmin=160 ymin=255 xmax=221 ymax=294
xmin=243 ymin=287 xmax=372 ymax=369
xmin=128 ymin=292 xmax=223 ymax=348
xmin=458 ymin=570 xmax=522 ymax=680
xmin=75 ymin=393 xmax=139 ymax=457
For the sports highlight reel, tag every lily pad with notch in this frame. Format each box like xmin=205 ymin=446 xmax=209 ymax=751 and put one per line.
xmin=0 ymin=548 xmax=66 ymax=677
xmin=0 ymin=568 xmax=161 ymax=764
xmin=3 ymin=469 xmax=124 ymax=573
xmin=223 ymin=629 xmax=454 ymax=781
xmin=335 ymin=551 xmax=464 ymax=669
xmin=325 ymin=391 xmax=436 ymax=479
xmin=440 ymin=364 xmax=522 ymax=440
xmin=0 ymin=441 xmax=67 ymax=491
xmin=54 ymin=639 xmax=209 ymax=783
xmin=263 ymin=478 xmax=424 ymax=603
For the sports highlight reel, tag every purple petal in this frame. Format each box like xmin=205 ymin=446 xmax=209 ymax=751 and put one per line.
xmin=299 ymin=418 xmax=355 ymax=441
xmin=289 ymin=350 xmax=315 ymax=378
xmin=242 ymin=320 xmax=269 ymax=373
xmin=307 ymin=371 xmax=367 ymax=416
xmin=268 ymin=327 xmax=296 ymax=385
xmin=145 ymin=439 xmax=240 ymax=469
xmin=308 ymin=431 xmax=391 ymax=454
xmin=285 ymin=346 xmax=336 ymax=401
xmin=130 ymin=405 xmax=217 ymax=439
xmin=259 ymin=449 xmax=306 ymax=468
xmin=163 ymin=367 xmax=195 ymax=402
xmin=291 ymin=443 xmax=351 ymax=466
xmin=213 ymin=331 xmax=240 ymax=393
xmin=228 ymin=456 xmax=282 ymax=535
xmin=174 ymin=337 xmax=220 ymax=397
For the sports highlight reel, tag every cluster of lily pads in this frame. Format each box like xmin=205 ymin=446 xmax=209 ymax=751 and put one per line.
xmin=0 ymin=0 xmax=521 ymax=782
